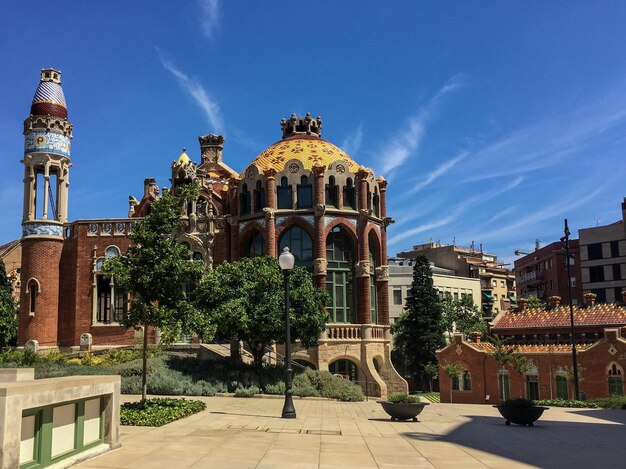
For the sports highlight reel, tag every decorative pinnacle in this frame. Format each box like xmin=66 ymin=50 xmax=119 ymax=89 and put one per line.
xmin=280 ymin=112 xmax=322 ymax=139
xmin=40 ymin=68 xmax=61 ymax=84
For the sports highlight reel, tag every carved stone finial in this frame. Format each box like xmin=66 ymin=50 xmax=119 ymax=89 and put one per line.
xmin=355 ymin=260 xmax=371 ymax=278
xmin=313 ymin=258 xmax=327 ymax=276
xmin=263 ymin=207 xmax=276 ymax=220
xmin=375 ymin=265 xmax=390 ymax=281
xmin=280 ymin=113 xmax=323 ymax=139
xmin=315 ymin=204 xmax=326 ymax=217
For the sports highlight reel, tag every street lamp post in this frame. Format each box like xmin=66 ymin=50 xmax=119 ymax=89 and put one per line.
xmin=561 ymin=218 xmax=580 ymax=400
xmin=278 ymin=246 xmax=296 ymax=419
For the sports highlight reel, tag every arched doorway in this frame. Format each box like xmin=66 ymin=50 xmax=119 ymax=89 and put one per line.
xmin=329 ymin=359 xmax=358 ymax=381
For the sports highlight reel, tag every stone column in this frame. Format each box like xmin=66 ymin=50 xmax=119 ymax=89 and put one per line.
xmin=312 ymin=164 xmax=326 ymax=289
xmin=356 ymin=168 xmax=371 ymax=325
xmin=264 ymin=169 xmax=277 ymax=257
xmin=377 ymin=177 xmax=390 ymax=325
xmin=228 ymin=178 xmax=240 ymax=260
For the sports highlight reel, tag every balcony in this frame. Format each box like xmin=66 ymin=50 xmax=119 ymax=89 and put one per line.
xmin=319 ymin=324 xmax=390 ymax=342
xmin=516 ymin=270 xmax=543 ymax=286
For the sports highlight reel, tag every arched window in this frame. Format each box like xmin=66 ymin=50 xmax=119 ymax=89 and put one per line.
xmin=27 ymin=279 xmax=39 ymax=314
xmin=325 ymin=176 xmax=338 ymax=208
xmin=608 ymin=363 xmax=624 ymax=395
xmin=452 ymin=370 xmax=472 ymax=391
xmin=253 ymin=180 xmax=265 ymax=213
xmin=94 ymin=247 xmax=127 ymax=324
xmin=343 ymin=178 xmax=356 ymax=210
xmin=329 ymin=359 xmax=358 ymax=381
xmin=297 ymin=175 xmax=312 ymax=209
xmin=326 ymin=226 xmax=356 ymax=323
xmin=277 ymin=177 xmax=292 ymax=209
xmin=279 ymin=225 xmax=313 ymax=271
xmin=369 ymin=233 xmax=378 ymax=324
xmin=240 ymin=183 xmax=251 ymax=215
xmin=373 ymin=187 xmax=380 ymax=217
xmin=244 ymin=230 xmax=265 ymax=258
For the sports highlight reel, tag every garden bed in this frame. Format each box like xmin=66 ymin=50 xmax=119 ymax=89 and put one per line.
xmin=120 ymin=398 xmax=206 ymax=426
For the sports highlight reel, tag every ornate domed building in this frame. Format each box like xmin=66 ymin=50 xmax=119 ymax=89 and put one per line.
xmin=16 ymin=69 xmax=407 ymax=397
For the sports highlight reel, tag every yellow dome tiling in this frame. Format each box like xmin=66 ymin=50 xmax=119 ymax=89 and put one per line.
xmin=249 ymin=136 xmax=359 ymax=173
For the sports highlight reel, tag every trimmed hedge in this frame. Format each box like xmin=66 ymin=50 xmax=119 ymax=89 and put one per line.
xmin=234 ymin=386 xmax=259 ymax=397
xmin=534 ymin=399 xmax=599 ymax=408
xmin=120 ymin=398 xmax=206 ymax=426
xmin=388 ymin=393 xmax=421 ymax=404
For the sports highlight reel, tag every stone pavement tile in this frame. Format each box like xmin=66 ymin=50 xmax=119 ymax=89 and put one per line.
xmin=272 ymin=432 xmax=321 ymax=449
xmin=426 ymin=457 xmax=490 ymax=469
xmin=118 ymin=448 xmax=206 ymax=469
xmin=406 ymin=440 xmax=475 ymax=459
xmin=76 ymin=446 xmax=159 ymax=468
xmin=319 ymin=451 xmax=378 ymax=469
xmin=188 ymin=456 xmax=259 ymax=469
xmin=337 ymin=419 xmax=361 ymax=436
xmin=257 ymin=448 xmax=320 ymax=469
xmin=320 ymin=434 xmax=367 ymax=454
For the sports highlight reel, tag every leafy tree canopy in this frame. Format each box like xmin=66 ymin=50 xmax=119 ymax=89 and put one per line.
xmin=196 ymin=256 xmax=329 ymax=367
xmin=441 ymin=294 xmax=488 ymax=341
xmin=0 ymin=259 xmax=18 ymax=347
xmin=391 ymin=255 xmax=445 ymax=384
xmin=104 ymin=184 xmax=206 ymax=400
xmin=525 ymin=295 xmax=546 ymax=309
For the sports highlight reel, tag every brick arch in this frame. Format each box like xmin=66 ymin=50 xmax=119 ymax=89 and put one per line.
xmin=276 ymin=217 xmax=315 ymax=241
xmin=326 ymin=353 xmax=362 ymax=370
xmin=324 ymin=218 xmax=358 ymax=243
xmin=292 ymin=354 xmax=317 ymax=370
xmin=606 ymin=362 xmax=624 ymax=376
xmin=238 ymin=223 xmax=266 ymax=257
xmin=365 ymin=225 xmax=382 ymax=267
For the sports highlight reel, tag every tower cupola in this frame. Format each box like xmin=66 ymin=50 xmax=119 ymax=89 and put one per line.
xmin=30 ymin=68 xmax=68 ymax=119
xmin=280 ymin=112 xmax=322 ymax=139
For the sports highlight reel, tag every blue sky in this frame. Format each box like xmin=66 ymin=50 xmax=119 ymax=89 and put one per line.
xmin=1 ymin=1 xmax=626 ymax=265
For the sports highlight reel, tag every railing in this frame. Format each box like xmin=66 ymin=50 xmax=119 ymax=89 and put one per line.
xmin=370 ymin=325 xmax=386 ymax=340
xmin=326 ymin=324 xmax=362 ymax=340
xmin=516 ymin=270 xmax=543 ymax=285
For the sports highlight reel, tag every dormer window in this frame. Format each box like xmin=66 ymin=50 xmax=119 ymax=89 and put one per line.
xmin=325 ymin=176 xmax=338 ymax=208
xmin=240 ymin=183 xmax=251 ymax=215
xmin=297 ymin=176 xmax=312 ymax=209
xmin=343 ymin=178 xmax=356 ymax=210
xmin=253 ymin=180 xmax=265 ymax=212
xmin=277 ymin=177 xmax=291 ymax=209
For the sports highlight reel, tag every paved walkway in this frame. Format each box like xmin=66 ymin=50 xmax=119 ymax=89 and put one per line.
xmin=76 ymin=396 xmax=626 ymax=469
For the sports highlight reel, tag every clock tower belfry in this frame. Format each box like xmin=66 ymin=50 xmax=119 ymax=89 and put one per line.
xmin=19 ymin=68 xmax=73 ymax=347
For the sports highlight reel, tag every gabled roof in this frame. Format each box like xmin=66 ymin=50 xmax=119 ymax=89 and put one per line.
xmin=0 ymin=239 xmax=20 ymax=258
xmin=492 ymin=304 xmax=626 ymax=330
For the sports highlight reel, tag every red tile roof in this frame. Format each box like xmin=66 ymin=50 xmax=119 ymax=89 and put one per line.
xmin=492 ymin=304 xmax=626 ymax=330
xmin=471 ymin=342 xmax=595 ymax=353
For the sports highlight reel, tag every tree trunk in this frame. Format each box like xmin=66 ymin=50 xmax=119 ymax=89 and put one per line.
xmin=230 ymin=338 xmax=241 ymax=363
xmin=141 ymin=325 xmax=148 ymax=403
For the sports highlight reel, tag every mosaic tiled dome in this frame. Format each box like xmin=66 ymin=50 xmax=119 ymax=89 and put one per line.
xmin=30 ymin=68 xmax=67 ymax=118
xmin=249 ymin=114 xmax=358 ymax=173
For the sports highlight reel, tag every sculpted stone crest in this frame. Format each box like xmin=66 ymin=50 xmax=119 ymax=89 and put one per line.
xmin=314 ymin=204 xmax=326 ymax=217
xmin=375 ymin=265 xmax=389 ymax=281
xmin=313 ymin=258 xmax=327 ymax=276
xmin=355 ymin=260 xmax=371 ymax=278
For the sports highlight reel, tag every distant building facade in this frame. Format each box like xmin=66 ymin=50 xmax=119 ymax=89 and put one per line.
xmin=579 ymin=199 xmax=626 ymax=304
xmin=397 ymin=243 xmax=515 ymax=318
xmin=437 ymin=293 xmax=626 ymax=404
xmin=514 ymin=240 xmax=583 ymax=305
xmin=388 ymin=260 xmax=482 ymax=323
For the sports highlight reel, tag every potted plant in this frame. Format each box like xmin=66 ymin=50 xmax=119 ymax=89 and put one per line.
xmin=491 ymin=344 xmax=548 ymax=426
xmin=495 ymin=398 xmax=548 ymax=426
xmin=378 ymin=393 xmax=429 ymax=421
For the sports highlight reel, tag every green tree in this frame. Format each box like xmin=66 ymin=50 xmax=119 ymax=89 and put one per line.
xmin=525 ymin=295 xmax=546 ymax=309
xmin=196 ymin=256 xmax=329 ymax=368
xmin=510 ymin=353 xmax=532 ymax=398
xmin=490 ymin=335 xmax=515 ymax=401
xmin=392 ymin=255 xmax=445 ymax=386
xmin=104 ymin=185 xmax=206 ymax=402
xmin=423 ymin=361 xmax=439 ymax=393
xmin=0 ymin=260 xmax=18 ymax=347
xmin=442 ymin=362 xmax=462 ymax=403
xmin=441 ymin=294 xmax=488 ymax=341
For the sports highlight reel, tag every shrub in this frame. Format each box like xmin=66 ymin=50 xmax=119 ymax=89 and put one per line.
xmin=502 ymin=398 xmax=534 ymax=408
xmin=265 ymin=381 xmax=285 ymax=395
xmin=146 ymin=370 xmax=187 ymax=395
xmin=533 ymin=399 xmax=598 ymax=408
xmin=234 ymin=386 xmax=259 ymax=397
xmin=120 ymin=398 xmax=206 ymax=426
xmin=589 ymin=395 xmax=626 ymax=410
xmin=388 ymin=393 xmax=421 ymax=404
xmin=292 ymin=369 xmax=364 ymax=402
xmin=0 ymin=347 xmax=39 ymax=366
xmin=39 ymin=350 xmax=67 ymax=364
xmin=121 ymin=376 xmax=142 ymax=394
xmin=294 ymin=385 xmax=320 ymax=397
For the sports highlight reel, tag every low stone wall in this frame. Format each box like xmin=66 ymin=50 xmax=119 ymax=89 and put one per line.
xmin=0 ymin=370 xmax=120 ymax=469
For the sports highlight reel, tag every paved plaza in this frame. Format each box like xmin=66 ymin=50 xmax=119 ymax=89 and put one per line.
xmin=76 ymin=396 xmax=626 ymax=469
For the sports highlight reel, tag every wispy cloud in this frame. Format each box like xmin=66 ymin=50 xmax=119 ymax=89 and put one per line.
xmin=377 ymin=77 xmax=463 ymax=178
xmin=389 ymin=176 xmax=524 ymax=246
xmin=159 ymin=55 xmax=224 ymax=133
xmin=341 ymin=126 xmax=363 ymax=156
xmin=407 ymin=152 xmax=467 ymax=194
xmin=198 ymin=0 xmax=220 ymax=41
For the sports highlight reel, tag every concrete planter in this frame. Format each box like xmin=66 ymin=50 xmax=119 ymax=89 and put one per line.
xmin=495 ymin=405 xmax=548 ymax=426
xmin=378 ymin=400 xmax=429 ymax=421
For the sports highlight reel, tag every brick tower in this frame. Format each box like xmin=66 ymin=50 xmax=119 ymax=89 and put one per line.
xmin=19 ymin=68 xmax=73 ymax=347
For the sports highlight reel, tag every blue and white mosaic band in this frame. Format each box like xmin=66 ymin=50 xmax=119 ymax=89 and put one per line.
xmin=24 ymin=131 xmax=71 ymax=157
xmin=22 ymin=222 xmax=64 ymax=237
xmin=32 ymin=81 xmax=67 ymax=107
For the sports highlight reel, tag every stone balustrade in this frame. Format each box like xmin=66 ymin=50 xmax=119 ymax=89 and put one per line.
xmin=320 ymin=324 xmax=390 ymax=342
